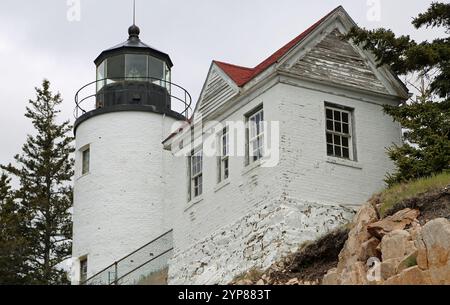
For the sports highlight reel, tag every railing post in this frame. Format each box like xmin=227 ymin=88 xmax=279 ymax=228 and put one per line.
xmin=114 ymin=261 xmax=118 ymax=285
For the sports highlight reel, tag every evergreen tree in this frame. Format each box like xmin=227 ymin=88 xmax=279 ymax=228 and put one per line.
xmin=1 ymin=80 xmax=74 ymax=284
xmin=0 ymin=173 xmax=33 ymax=284
xmin=344 ymin=2 xmax=450 ymax=186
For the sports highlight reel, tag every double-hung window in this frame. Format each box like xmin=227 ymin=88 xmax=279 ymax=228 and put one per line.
xmin=190 ymin=149 xmax=203 ymax=198
xmin=247 ymin=108 xmax=265 ymax=164
xmin=325 ymin=104 xmax=354 ymax=160
xmin=218 ymin=127 xmax=229 ymax=182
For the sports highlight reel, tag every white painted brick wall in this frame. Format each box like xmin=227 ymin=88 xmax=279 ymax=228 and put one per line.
xmin=72 ymin=111 xmax=176 ymax=284
xmin=277 ymin=81 xmax=403 ymax=207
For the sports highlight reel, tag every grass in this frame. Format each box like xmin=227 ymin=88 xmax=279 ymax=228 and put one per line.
xmin=233 ymin=268 xmax=264 ymax=283
xmin=404 ymin=255 xmax=418 ymax=268
xmin=379 ymin=172 xmax=450 ymax=217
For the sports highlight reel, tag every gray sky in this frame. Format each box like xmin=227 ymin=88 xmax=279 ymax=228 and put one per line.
xmin=0 ymin=0 xmax=445 ymax=166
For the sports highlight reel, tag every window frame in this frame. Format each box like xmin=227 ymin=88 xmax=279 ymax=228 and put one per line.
xmin=190 ymin=148 xmax=203 ymax=200
xmin=125 ymin=54 xmax=149 ymax=80
xmin=246 ymin=107 xmax=265 ymax=166
xmin=80 ymin=257 xmax=88 ymax=284
xmin=324 ymin=103 xmax=355 ymax=161
xmin=81 ymin=146 xmax=90 ymax=176
xmin=218 ymin=127 xmax=230 ymax=183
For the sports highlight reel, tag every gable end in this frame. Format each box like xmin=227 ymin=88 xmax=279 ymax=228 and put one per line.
xmin=288 ymin=29 xmax=389 ymax=95
xmin=196 ymin=65 xmax=239 ymax=118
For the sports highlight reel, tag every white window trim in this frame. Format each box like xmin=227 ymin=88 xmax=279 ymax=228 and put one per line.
xmin=190 ymin=149 xmax=203 ymax=199
xmin=218 ymin=127 xmax=230 ymax=183
xmin=79 ymin=145 xmax=90 ymax=178
xmin=246 ymin=107 xmax=265 ymax=166
xmin=325 ymin=104 xmax=355 ymax=161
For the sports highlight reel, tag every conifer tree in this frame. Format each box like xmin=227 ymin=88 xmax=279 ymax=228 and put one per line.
xmin=344 ymin=2 xmax=450 ymax=186
xmin=0 ymin=173 xmax=33 ymax=284
xmin=1 ymin=79 xmax=74 ymax=284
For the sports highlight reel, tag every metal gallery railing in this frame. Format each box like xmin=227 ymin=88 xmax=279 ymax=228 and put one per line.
xmin=74 ymin=77 xmax=192 ymax=120
xmin=81 ymin=229 xmax=174 ymax=285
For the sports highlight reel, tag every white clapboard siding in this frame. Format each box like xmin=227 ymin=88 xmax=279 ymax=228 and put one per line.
xmin=290 ymin=29 xmax=388 ymax=95
xmin=198 ymin=68 xmax=238 ymax=118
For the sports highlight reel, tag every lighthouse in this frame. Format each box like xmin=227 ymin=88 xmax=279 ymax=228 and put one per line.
xmin=71 ymin=23 xmax=191 ymax=285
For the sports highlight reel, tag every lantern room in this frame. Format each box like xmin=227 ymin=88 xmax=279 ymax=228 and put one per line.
xmin=94 ymin=25 xmax=172 ymax=93
xmin=74 ymin=23 xmax=191 ymax=130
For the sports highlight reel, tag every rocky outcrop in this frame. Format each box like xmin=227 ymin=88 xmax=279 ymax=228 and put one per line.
xmin=323 ymin=206 xmax=450 ymax=285
xmin=367 ymin=209 xmax=420 ymax=239
xmin=227 ymin=186 xmax=449 ymax=286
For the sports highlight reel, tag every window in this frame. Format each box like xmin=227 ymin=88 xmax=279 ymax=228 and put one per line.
xmin=80 ymin=258 xmax=88 ymax=284
xmin=96 ymin=61 xmax=106 ymax=92
xmin=82 ymin=147 xmax=90 ymax=175
xmin=106 ymin=55 xmax=125 ymax=82
xmin=148 ymin=56 xmax=165 ymax=86
xmin=325 ymin=104 xmax=354 ymax=160
xmin=125 ymin=54 xmax=148 ymax=80
xmin=247 ymin=108 xmax=265 ymax=164
xmin=190 ymin=149 xmax=203 ymax=199
xmin=218 ymin=127 xmax=229 ymax=182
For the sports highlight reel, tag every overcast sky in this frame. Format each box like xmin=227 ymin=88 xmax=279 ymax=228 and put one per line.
xmin=0 ymin=0 xmax=445 ymax=166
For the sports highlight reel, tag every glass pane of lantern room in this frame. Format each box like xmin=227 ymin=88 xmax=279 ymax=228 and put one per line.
xmin=148 ymin=56 xmax=164 ymax=86
xmin=165 ymin=64 xmax=171 ymax=93
xmin=125 ymin=54 xmax=148 ymax=81
xmin=96 ymin=61 xmax=105 ymax=92
xmin=106 ymin=55 xmax=125 ymax=83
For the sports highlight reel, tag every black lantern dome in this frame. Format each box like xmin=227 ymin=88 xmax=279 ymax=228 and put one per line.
xmin=94 ymin=25 xmax=173 ymax=69
xmin=74 ymin=24 xmax=191 ymax=131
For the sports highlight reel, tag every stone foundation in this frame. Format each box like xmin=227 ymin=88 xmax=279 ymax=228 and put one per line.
xmin=168 ymin=200 xmax=355 ymax=285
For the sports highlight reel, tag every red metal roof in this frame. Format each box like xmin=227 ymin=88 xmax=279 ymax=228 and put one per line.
xmin=214 ymin=6 xmax=341 ymax=87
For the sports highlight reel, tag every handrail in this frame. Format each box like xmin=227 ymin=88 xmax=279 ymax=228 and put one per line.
xmin=111 ymin=247 xmax=174 ymax=285
xmin=74 ymin=77 xmax=192 ymax=120
xmin=81 ymin=229 xmax=173 ymax=285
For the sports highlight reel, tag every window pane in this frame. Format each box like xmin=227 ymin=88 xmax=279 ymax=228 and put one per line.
xmin=343 ymin=123 xmax=349 ymax=135
xmin=334 ymin=135 xmax=341 ymax=146
xmin=222 ymin=131 xmax=229 ymax=156
xmin=342 ymin=112 xmax=349 ymax=123
xmin=126 ymin=54 xmax=148 ymax=79
xmin=326 ymin=120 xmax=334 ymax=131
xmin=335 ymin=145 xmax=342 ymax=157
xmin=191 ymin=151 xmax=203 ymax=177
xmin=224 ymin=159 xmax=229 ymax=179
xmin=82 ymin=148 xmax=90 ymax=175
xmin=334 ymin=121 xmax=342 ymax=133
xmin=327 ymin=144 xmax=334 ymax=155
xmin=96 ymin=61 xmax=105 ymax=91
xmin=106 ymin=55 xmax=125 ymax=81
xmin=343 ymin=148 xmax=350 ymax=159
xmin=148 ymin=56 xmax=164 ymax=83
xmin=199 ymin=176 xmax=203 ymax=195
xmin=258 ymin=136 xmax=264 ymax=158
xmin=326 ymin=109 xmax=333 ymax=120
xmin=249 ymin=117 xmax=256 ymax=138
xmin=342 ymin=137 xmax=349 ymax=148
xmin=326 ymin=133 xmax=333 ymax=144
xmin=334 ymin=111 xmax=341 ymax=122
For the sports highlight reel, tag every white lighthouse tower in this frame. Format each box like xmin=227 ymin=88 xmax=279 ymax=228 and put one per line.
xmin=71 ymin=23 xmax=191 ymax=285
